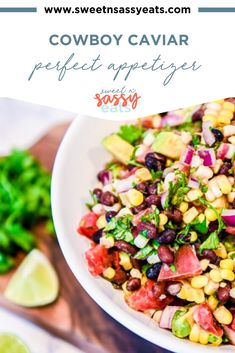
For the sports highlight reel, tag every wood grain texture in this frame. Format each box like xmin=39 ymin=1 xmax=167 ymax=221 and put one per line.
xmin=0 ymin=123 xmax=172 ymax=353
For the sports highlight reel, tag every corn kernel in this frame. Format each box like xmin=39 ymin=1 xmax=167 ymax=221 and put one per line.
xmin=228 ymin=191 xmax=235 ymax=203
xmin=179 ymin=201 xmax=189 ymax=213
xmin=209 ymin=178 xmax=223 ymax=198
xmin=210 ymin=269 xmax=222 ymax=283
xmin=198 ymin=213 xmax=205 ymax=223
xmin=215 ymin=243 xmax=227 ymax=259
xmin=189 ymin=324 xmax=200 ymax=343
xmin=152 ymin=310 xmax=163 ymax=323
xmin=205 ymin=190 xmax=216 ymax=202
xmin=100 ymin=236 xmax=115 ymax=248
xmin=212 ymin=337 xmax=223 ymax=346
xmin=196 ymin=166 xmax=213 ymax=180
xmin=122 ymin=281 xmax=131 ymax=295
xmin=220 ymin=259 xmax=234 ymax=271
xmin=177 ymin=285 xmax=188 ymax=300
xmin=205 ymin=109 xmax=218 ymax=116
xmin=210 ymin=196 xmax=227 ymax=210
xmin=183 ymin=207 xmax=199 ymax=224
xmin=205 ymin=208 xmax=217 ymax=222
xmin=186 ymin=189 xmax=203 ymax=202
xmin=119 ymin=192 xmax=131 ymax=207
xmin=127 ymin=189 xmax=144 ymax=206
xmin=191 ymin=275 xmax=208 ymax=289
xmin=212 ymin=159 xmax=223 ymax=174
xmin=228 ymin=136 xmax=235 ymax=145
xmin=159 ymin=213 xmax=168 ymax=226
xmin=130 ymin=268 xmax=142 ymax=279
xmin=220 ymin=109 xmax=234 ymax=119
xmin=200 ymin=259 xmax=210 ymax=271
xmin=187 ymin=288 xmax=205 ymax=303
xmin=135 ymin=167 xmax=152 ymax=181
xmin=228 ymin=176 xmax=235 ymax=185
xmin=190 ymin=231 xmax=198 ymax=243
xmin=204 ymin=280 xmax=219 ymax=295
xmin=223 ymin=101 xmax=235 ymax=112
xmin=230 ymin=287 xmax=235 ymax=299
xmin=103 ymin=267 xmax=115 ymax=279
xmin=216 ymin=175 xmax=232 ymax=194
xmin=203 ymin=114 xmax=217 ymax=126
xmin=119 ymin=252 xmax=133 ymax=271
xmin=208 ymin=295 xmax=219 ymax=310
xmin=220 ymin=269 xmax=235 ymax=281
xmin=214 ymin=306 xmax=233 ymax=325
xmin=199 ymin=329 xmax=209 ymax=345
xmin=96 ymin=215 xmax=107 ymax=229
xmin=217 ymin=115 xmax=231 ymax=125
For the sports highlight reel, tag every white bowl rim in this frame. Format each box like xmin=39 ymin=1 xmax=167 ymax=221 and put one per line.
xmin=51 ymin=115 xmax=232 ymax=353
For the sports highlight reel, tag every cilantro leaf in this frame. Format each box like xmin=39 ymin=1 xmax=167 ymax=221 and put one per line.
xmin=118 ymin=124 xmax=143 ymax=145
xmin=192 ymin=135 xmax=200 ymax=146
xmin=198 ymin=197 xmax=225 ymax=252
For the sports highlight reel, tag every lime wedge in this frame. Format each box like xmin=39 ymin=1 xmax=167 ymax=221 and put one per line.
xmin=0 ymin=333 xmax=30 ymax=353
xmin=4 ymin=249 xmax=59 ymax=307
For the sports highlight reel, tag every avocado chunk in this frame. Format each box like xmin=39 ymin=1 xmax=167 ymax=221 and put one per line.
xmin=152 ymin=132 xmax=186 ymax=159
xmin=102 ymin=134 xmax=134 ymax=164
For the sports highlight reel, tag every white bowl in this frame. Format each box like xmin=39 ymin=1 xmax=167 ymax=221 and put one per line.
xmin=52 ymin=116 xmax=233 ymax=353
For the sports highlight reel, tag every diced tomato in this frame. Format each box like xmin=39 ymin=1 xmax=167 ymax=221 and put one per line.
xmin=77 ymin=212 xmax=99 ymax=238
xmin=126 ymin=280 xmax=172 ymax=311
xmin=85 ymin=244 xmax=112 ymax=276
xmin=141 ymin=117 xmax=154 ymax=129
xmin=158 ymin=245 xmax=202 ymax=281
xmin=193 ymin=303 xmax=223 ymax=337
xmin=226 ymin=226 xmax=235 ymax=235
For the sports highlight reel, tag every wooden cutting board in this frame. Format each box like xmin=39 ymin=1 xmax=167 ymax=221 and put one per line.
xmin=0 ymin=123 xmax=172 ymax=353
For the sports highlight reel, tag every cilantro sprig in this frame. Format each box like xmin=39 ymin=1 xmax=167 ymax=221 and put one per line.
xmin=118 ymin=124 xmax=143 ymax=145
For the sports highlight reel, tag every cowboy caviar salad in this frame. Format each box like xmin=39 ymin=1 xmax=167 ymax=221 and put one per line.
xmin=78 ymin=98 xmax=235 ymax=346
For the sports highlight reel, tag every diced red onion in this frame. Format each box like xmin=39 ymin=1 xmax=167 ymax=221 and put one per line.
xmin=217 ymin=143 xmax=230 ymax=159
xmin=159 ymin=306 xmax=183 ymax=329
xmin=180 ymin=147 xmax=194 ymax=165
xmin=161 ymin=191 xmax=168 ymax=209
xmin=198 ymin=149 xmax=216 ymax=167
xmin=221 ymin=209 xmax=235 ymax=227
xmin=188 ymin=177 xmax=199 ymax=189
xmin=223 ymin=326 xmax=235 ymax=345
xmin=202 ymin=121 xmax=216 ymax=146
xmin=113 ymin=175 xmax=136 ymax=193
xmin=161 ymin=114 xmax=184 ymax=127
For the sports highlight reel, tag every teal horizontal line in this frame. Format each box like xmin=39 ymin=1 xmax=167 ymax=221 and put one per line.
xmin=198 ymin=7 xmax=235 ymax=12
xmin=0 ymin=7 xmax=37 ymax=12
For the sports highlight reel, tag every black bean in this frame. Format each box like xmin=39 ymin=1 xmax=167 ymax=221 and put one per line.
xmin=177 ymin=232 xmax=191 ymax=244
xmin=93 ymin=188 xmax=103 ymax=201
xmin=100 ymin=191 xmax=117 ymax=206
xmin=164 ymin=209 xmax=182 ymax=224
xmin=137 ymin=222 xmax=157 ymax=239
xmin=105 ymin=211 xmax=117 ymax=223
xmin=208 ymin=220 xmax=219 ymax=233
xmin=111 ymin=269 xmax=128 ymax=285
xmin=219 ymin=162 xmax=232 ymax=176
xmin=132 ymin=202 xmax=147 ymax=214
xmin=158 ymin=245 xmax=174 ymax=264
xmin=157 ymin=229 xmax=177 ymax=244
xmin=146 ymin=263 xmax=162 ymax=280
xmin=218 ymin=284 xmax=231 ymax=302
xmin=126 ymin=278 xmax=141 ymax=291
xmin=211 ymin=128 xmax=224 ymax=142
xmin=92 ymin=229 xmax=103 ymax=244
xmin=130 ymin=257 xmax=142 ymax=270
xmin=145 ymin=153 xmax=164 ymax=171
xmin=115 ymin=240 xmax=137 ymax=255
xmin=145 ymin=195 xmax=161 ymax=207
xmin=192 ymin=108 xmax=204 ymax=122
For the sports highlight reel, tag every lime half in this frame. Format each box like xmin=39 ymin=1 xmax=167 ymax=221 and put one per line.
xmin=0 ymin=333 xmax=30 ymax=353
xmin=4 ymin=249 xmax=59 ymax=307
